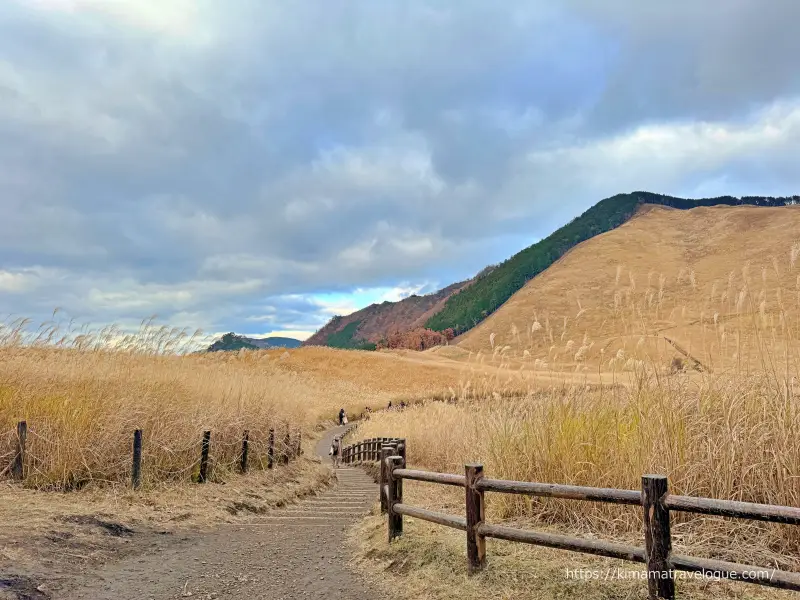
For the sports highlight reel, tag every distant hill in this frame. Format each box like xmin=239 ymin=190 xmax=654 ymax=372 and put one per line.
xmin=303 ymin=280 xmax=472 ymax=350
xmin=207 ymin=333 xmax=302 ymax=352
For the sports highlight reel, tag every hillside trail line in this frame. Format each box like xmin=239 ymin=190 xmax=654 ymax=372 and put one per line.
xmin=58 ymin=425 xmax=379 ymax=600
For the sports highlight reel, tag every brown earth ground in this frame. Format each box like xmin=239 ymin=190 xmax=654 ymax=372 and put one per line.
xmin=1 ymin=427 xmax=380 ymax=600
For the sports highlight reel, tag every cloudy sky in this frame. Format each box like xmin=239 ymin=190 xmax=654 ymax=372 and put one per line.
xmin=1 ymin=0 xmax=799 ymax=341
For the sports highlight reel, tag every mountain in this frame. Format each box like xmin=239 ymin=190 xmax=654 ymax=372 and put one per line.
xmin=306 ymin=192 xmax=798 ymax=350
xmin=425 ymin=192 xmax=799 ymax=335
xmin=207 ymin=333 xmax=302 ymax=352
xmin=455 ymin=202 xmax=800 ymax=374
xmin=303 ymin=280 xmax=472 ymax=350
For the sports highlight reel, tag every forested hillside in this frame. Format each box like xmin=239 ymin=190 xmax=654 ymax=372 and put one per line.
xmin=305 ymin=191 xmax=798 ymax=348
xmin=303 ymin=280 xmax=471 ymax=350
xmin=207 ymin=333 xmax=302 ymax=352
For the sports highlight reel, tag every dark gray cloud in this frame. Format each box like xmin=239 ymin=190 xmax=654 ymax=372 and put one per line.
xmin=0 ymin=0 xmax=798 ymax=338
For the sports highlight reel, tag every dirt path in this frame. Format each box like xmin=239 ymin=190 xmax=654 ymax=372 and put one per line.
xmin=55 ymin=426 xmax=379 ymax=600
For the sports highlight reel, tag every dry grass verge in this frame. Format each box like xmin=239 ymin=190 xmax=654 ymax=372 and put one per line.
xmin=348 ymin=484 xmax=796 ymax=600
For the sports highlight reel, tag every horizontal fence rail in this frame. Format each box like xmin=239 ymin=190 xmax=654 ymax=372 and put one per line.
xmin=340 ymin=436 xmax=800 ymax=599
xmin=3 ymin=420 xmax=303 ymax=488
xmin=477 ymin=477 xmax=642 ymax=505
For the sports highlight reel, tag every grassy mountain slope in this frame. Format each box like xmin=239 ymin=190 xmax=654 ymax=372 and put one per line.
xmin=303 ymin=280 xmax=471 ymax=349
xmin=425 ymin=192 xmax=798 ymax=335
xmin=456 ymin=203 xmax=800 ymax=374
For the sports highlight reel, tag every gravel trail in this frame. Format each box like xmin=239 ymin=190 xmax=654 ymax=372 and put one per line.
xmin=56 ymin=426 xmax=379 ymax=600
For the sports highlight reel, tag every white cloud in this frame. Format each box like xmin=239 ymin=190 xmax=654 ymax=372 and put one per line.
xmin=1 ymin=0 xmax=799 ymax=338
xmin=24 ymin=0 xmax=213 ymax=43
xmin=0 ymin=269 xmax=39 ymax=293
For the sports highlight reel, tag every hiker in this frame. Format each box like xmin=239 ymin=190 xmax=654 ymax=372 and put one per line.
xmin=329 ymin=435 xmax=341 ymax=468
xmin=387 ymin=401 xmax=392 ymax=410
xmin=338 ymin=408 xmax=345 ymax=425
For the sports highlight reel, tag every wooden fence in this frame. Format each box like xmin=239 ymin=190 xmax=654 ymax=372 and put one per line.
xmin=342 ymin=437 xmax=800 ymax=599
xmin=4 ymin=420 xmax=303 ymax=488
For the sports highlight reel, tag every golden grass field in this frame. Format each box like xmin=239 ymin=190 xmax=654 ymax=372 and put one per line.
xmin=0 ymin=333 xmax=469 ymax=489
xmin=457 ymin=204 xmax=800 ymax=375
xmin=345 ymin=205 xmax=800 ymax=599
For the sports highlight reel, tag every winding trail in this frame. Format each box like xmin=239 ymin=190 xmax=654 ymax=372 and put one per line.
xmin=59 ymin=426 xmax=378 ymax=600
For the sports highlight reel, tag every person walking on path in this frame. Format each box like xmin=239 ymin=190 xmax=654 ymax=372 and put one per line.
xmin=329 ymin=434 xmax=342 ymax=468
xmin=338 ymin=407 xmax=345 ymax=425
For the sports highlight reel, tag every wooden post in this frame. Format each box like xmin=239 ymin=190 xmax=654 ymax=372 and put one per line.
xmin=642 ymin=475 xmax=674 ymax=600
xmin=131 ymin=429 xmax=143 ymax=489
xmin=380 ymin=445 xmax=393 ymax=514
xmin=465 ymin=464 xmax=486 ymax=573
xmin=240 ymin=430 xmax=249 ymax=474
xmin=387 ymin=456 xmax=403 ymax=541
xmin=198 ymin=431 xmax=211 ymax=483
xmin=268 ymin=428 xmax=275 ymax=469
xmin=12 ymin=421 xmax=27 ymax=481
xmin=283 ymin=428 xmax=291 ymax=465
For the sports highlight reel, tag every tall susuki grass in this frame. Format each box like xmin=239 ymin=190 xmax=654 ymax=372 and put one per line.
xmin=0 ymin=317 xmax=395 ymax=489
xmin=356 ymin=254 xmax=800 ymax=564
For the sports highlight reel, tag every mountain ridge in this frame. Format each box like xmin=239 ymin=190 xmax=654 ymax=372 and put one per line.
xmin=303 ymin=279 xmax=474 ymax=349
xmin=207 ymin=333 xmax=302 ymax=352
xmin=306 ymin=192 xmax=799 ymax=349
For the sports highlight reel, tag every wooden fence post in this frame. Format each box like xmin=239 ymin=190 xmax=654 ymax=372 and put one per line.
xmin=131 ymin=429 xmax=142 ymax=489
xmin=12 ymin=421 xmax=27 ymax=481
xmin=268 ymin=428 xmax=275 ymax=469
xmin=380 ymin=445 xmax=393 ymax=514
xmin=240 ymin=430 xmax=249 ymax=474
xmin=283 ymin=428 xmax=291 ymax=465
xmin=465 ymin=464 xmax=486 ymax=573
xmin=642 ymin=475 xmax=674 ymax=600
xmin=388 ymin=455 xmax=404 ymax=541
xmin=198 ymin=431 xmax=211 ymax=483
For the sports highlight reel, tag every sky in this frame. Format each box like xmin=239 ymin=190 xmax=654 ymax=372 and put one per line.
xmin=1 ymin=1 xmax=799 ymax=341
